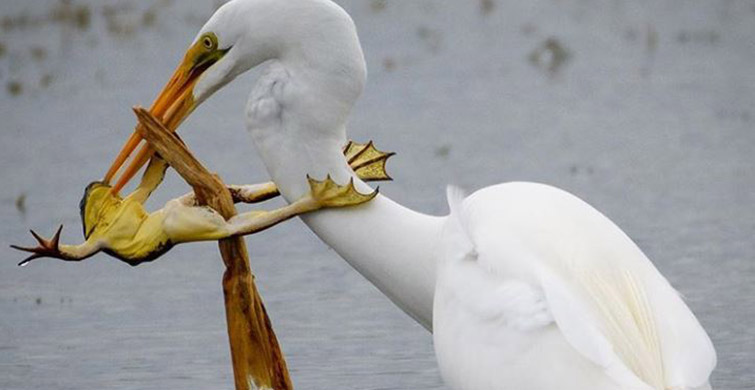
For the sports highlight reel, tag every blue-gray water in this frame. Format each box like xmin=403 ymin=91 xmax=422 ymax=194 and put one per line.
xmin=0 ymin=1 xmax=752 ymax=389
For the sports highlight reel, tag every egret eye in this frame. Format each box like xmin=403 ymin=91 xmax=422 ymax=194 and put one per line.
xmin=202 ymin=36 xmax=214 ymax=50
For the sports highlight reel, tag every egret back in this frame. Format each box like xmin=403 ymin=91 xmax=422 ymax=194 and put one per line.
xmin=445 ymin=182 xmax=715 ymax=389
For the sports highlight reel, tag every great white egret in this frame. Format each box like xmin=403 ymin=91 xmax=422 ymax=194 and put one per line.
xmin=52 ymin=0 xmax=722 ymax=388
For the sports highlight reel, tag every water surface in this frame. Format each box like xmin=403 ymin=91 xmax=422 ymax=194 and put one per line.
xmin=0 ymin=1 xmax=753 ymax=389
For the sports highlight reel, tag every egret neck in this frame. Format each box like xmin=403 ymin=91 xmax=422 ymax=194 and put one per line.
xmin=247 ymin=58 xmax=444 ymax=331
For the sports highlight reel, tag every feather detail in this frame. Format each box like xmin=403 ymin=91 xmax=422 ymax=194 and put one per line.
xmin=443 ymin=186 xmax=554 ymax=330
xmin=445 ymin=186 xmax=476 ymax=260
xmin=579 ymin=270 xmax=665 ymax=389
xmin=539 ymin=267 xmax=654 ymax=390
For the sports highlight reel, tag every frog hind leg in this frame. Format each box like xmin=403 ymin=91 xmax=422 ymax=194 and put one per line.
xmin=164 ymin=175 xmax=377 ymax=242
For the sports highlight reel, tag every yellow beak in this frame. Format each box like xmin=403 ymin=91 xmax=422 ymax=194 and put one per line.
xmin=104 ymin=37 xmax=222 ymax=194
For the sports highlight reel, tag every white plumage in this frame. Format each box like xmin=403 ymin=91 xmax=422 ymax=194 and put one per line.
xmin=435 ymin=183 xmax=715 ymax=389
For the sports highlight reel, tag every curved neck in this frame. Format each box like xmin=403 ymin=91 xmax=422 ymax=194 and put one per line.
xmin=252 ymin=115 xmax=443 ymax=330
xmin=303 ymin=194 xmax=444 ymax=330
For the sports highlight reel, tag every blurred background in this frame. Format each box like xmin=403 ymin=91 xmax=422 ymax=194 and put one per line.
xmin=0 ymin=0 xmax=753 ymax=389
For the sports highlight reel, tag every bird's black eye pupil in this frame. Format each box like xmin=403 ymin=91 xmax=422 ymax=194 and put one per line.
xmin=203 ymin=37 xmax=213 ymax=49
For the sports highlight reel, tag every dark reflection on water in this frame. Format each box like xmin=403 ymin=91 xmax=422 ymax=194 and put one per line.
xmin=1 ymin=1 xmax=753 ymax=389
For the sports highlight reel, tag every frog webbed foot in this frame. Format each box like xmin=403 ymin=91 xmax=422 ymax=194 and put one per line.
xmin=307 ymin=175 xmax=378 ymax=208
xmin=344 ymin=140 xmax=395 ymax=182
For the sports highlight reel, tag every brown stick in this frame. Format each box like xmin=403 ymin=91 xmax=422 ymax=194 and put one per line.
xmin=133 ymin=107 xmax=293 ymax=390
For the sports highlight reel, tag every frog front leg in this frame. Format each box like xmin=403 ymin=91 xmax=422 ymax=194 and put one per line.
xmin=11 ymin=226 xmax=104 ymax=266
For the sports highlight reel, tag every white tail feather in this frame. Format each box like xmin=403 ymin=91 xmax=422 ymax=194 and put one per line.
xmin=445 ymin=186 xmax=475 ymax=257
xmin=446 ymin=185 xmax=467 ymax=220
xmin=580 ymin=270 xmax=665 ymax=389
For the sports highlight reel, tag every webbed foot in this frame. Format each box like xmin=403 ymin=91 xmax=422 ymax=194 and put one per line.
xmin=344 ymin=141 xmax=395 ymax=182
xmin=307 ymin=175 xmax=378 ymax=208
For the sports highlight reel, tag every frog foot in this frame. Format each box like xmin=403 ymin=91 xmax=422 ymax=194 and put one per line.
xmin=11 ymin=225 xmax=73 ymax=266
xmin=344 ymin=140 xmax=395 ymax=182
xmin=307 ymin=175 xmax=378 ymax=208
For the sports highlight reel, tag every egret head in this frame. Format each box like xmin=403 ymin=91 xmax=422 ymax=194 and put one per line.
xmin=104 ymin=0 xmax=365 ymax=194
xmin=103 ymin=1 xmax=243 ymax=193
